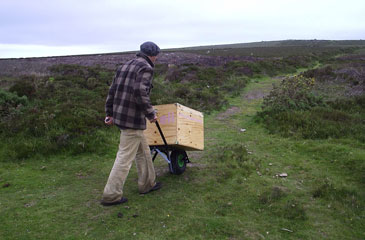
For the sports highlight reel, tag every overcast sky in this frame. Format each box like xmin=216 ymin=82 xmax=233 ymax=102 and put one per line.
xmin=0 ymin=0 xmax=364 ymax=58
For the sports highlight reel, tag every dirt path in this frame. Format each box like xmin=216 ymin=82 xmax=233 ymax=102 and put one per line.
xmin=216 ymin=77 xmax=284 ymax=120
xmin=216 ymin=106 xmax=241 ymax=120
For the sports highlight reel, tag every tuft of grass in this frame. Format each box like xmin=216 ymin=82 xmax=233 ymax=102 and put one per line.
xmin=259 ymin=186 xmax=287 ymax=204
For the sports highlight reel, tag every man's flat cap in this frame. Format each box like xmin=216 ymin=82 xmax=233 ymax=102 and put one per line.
xmin=140 ymin=41 xmax=160 ymax=56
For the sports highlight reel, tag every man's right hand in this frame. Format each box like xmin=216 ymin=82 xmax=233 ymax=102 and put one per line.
xmin=149 ymin=115 xmax=158 ymax=123
xmin=105 ymin=116 xmax=114 ymax=125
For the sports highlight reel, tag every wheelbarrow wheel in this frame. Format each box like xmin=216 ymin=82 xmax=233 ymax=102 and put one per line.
xmin=170 ymin=150 xmax=188 ymax=175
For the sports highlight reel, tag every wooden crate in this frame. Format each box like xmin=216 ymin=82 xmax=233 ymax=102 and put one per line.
xmin=145 ymin=103 xmax=204 ymax=151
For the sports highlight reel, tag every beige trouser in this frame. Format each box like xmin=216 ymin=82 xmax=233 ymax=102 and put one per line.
xmin=102 ymin=129 xmax=156 ymax=203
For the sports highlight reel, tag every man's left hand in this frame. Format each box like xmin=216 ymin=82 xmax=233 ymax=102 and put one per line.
xmin=105 ymin=116 xmax=114 ymax=125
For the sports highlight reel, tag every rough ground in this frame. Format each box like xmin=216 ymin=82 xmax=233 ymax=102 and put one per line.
xmin=216 ymin=106 xmax=241 ymax=120
xmin=1 ymin=72 xmax=363 ymax=239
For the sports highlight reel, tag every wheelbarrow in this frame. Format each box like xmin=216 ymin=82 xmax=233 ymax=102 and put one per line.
xmin=150 ymin=121 xmax=190 ymax=175
xmin=146 ymin=103 xmax=204 ymax=175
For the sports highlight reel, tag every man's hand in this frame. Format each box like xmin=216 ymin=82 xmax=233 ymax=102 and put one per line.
xmin=105 ymin=116 xmax=114 ymax=125
xmin=149 ymin=115 xmax=158 ymax=123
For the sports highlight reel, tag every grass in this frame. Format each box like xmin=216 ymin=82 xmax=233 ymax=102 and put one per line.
xmin=1 ymin=73 xmax=364 ymax=239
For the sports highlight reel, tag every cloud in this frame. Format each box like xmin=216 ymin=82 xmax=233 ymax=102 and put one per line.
xmin=0 ymin=0 xmax=364 ymax=57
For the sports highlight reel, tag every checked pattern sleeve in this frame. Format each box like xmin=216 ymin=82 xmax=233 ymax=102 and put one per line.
xmin=134 ymin=67 xmax=155 ymax=120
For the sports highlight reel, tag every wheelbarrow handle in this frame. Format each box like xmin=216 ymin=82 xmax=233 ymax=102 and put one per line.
xmin=155 ymin=120 xmax=168 ymax=147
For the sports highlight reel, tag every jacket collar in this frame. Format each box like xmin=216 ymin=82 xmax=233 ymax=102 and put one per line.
xmin=136 ymin=52 xmax=154 ymax=68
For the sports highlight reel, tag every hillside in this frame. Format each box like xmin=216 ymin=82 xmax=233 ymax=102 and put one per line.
xmin=169 ymin=39 xmax=365 ymax=50
xmin=1 ymin=40 xmax=364 ymax=77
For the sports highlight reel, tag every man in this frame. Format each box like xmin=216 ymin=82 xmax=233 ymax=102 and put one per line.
xmin=101 ymin=41 xmax=162 ymax=206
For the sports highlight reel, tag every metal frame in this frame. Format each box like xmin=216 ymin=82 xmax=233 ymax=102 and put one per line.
xmin=150 ymin=121 xmax=189 ymax=174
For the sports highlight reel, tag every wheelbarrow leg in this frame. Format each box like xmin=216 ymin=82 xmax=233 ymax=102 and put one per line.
xmin=152 ymin=150 xmax=158 ymax=162
xmin=153 ymin=121 xmax=189 ymax=174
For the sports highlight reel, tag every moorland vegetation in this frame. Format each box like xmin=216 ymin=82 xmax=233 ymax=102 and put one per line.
xmin=0 ymin=50 xmax=333 ymax=160
xmin=0 ymin=41 xmax=364 ymax=239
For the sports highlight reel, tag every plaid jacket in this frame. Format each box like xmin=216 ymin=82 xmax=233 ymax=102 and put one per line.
xmin=105 ymin=53 xmax=155 ymax=130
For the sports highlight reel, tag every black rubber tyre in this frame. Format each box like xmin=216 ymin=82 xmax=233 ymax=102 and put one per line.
xmin=170 ymin=150 xmax=188 ymax=175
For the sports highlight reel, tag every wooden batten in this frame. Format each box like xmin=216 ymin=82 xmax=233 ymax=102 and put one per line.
xmin=145 ymin=103 xmax=204 ymax=151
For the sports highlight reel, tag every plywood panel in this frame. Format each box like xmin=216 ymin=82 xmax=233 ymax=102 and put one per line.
xmin=145 ymin=104 xmax=177 ymax=146
xmin=176 ymin=104 xmax=204 ymax=150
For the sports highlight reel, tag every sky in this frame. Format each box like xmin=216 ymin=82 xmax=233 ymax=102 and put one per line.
xmin=0 ymin=0 xmax=364 ymax=58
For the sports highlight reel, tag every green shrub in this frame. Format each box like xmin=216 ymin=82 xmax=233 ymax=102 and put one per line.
xmin=258 ymin=107 xmax=364 ymax=141
xmin=302 ymin=66 xmax=336 ymax=81
xmin=0 ymin=65 xmax=114 ymax=161
xmin=258 ymin=97 xmax=365 ymax=142
xmin=224 ymin=56 xmax=313 ymax=77
xmin=225 ymin=61 xmax=261 ymax=76
xmin=329 ymin=95 xmax=365 ymax=113
xmin=257 ymin=74 xmax=365 ymax=141
xmin=221 ymin=75 xmax=249 ymax=95
xmin=0 ymin=89 xmax=29 ymax=132
xmin=0 ymin=89 xmax=28 ymax=113
xmin=261 ymin=75 xmax=325 ymax=113
xmin=48 ymin=64 xmax=87 ymax=78
xmin=9 ymin=80 xmax=36 ymax=99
